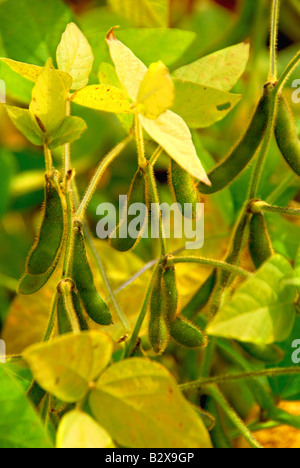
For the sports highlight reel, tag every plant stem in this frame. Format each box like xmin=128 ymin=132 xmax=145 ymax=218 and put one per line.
xmin=0 ymin=272 xmax=18 ymax=292
xmin=180 ymin=366 xmax=300 ymax=391
xmin=43 ymin=144 xmax=53 ymax=174
xmin=269 ymin=0 xmax=280 ymax=81
xmin=149 ymin=146 xmax=163 ymax=167
xmin=43 ymin=292 xmax=58 ymax=342
xmin=266 ymin=173 xmax=295 ymax=204
xmin=135 ymin=113 xmax=147 ymax=168
xmin=146 ymin=165 xmax=167 ymax=257
xmin=63 ymin=98 xmax=72 ymax=176
xmin=124 ymin=262 xmax=160 ymax=358
xmin=76 ymin=135 xmax=132 ymax=220
xmin=205 ymin=386 xmax=263 ymax=449
xmin=251 ymin=200 xmax=300 ymax=218
xmin=276 ymin=50 xmax=300 ymax=91
xmin=173 ymin=256 xmax=252 ymax=278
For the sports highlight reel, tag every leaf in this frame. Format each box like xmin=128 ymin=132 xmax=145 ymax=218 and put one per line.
xmin=23 ymin=331 xmax=113 ymax=403
xmin=29 ymin=64 xmax=68 ymax=137
xmin=71 ymin=84 xmax=133 ymax=114
xmin=0 ymin=149 xmax=16 ymax=219
xmin=207 ymin=255 xmax=296 ymax=344
xmin=89 ymin=358 xmax=212 ymax=449
xmin=136 ymin=61 xmax=174 ymax=120
xmin=0 ymin=366 xmax=52 ymax=448
xmin=5 ymin=105 xmax=43 ymax=146
xmin=116 ymin=28 xmax=197 ymax=67
xmin=48 ymin=116 xmax=87 ymax=150
xmin=173 ymin=41 xmax=250 ymax=92
xmin=57 ymin=411 xmax=115 ymax=448
xmin=172 ymin=79 xmax=241 ymax=128
xmin=56 ymin=22 xmax=94 ymax=90
xmin=139 ymin=111 xmax=210 ymax=183
xmin=107 ymin=0 xmax=169 ymax=27
xmin=0 ymin=58 xmax=72 ymax=86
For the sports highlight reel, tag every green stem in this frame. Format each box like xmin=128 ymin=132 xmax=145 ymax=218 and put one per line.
xmin=135 ymin=113 xmax=147 ymax=168
xmin=269 ymin=0 xmax=280 ymax=81
xmin=205 ymin=386 xmax=263 ymax=449
xmin=76 ymin=135 xmax=132 ymax=220
xmin=146 ymin=165 xmax=167 ymax=257
xmin=173 ymin=256 xmax=252 ymax=278
xmin=149 ymin=146 xmax=163 ymax=167
xmin=124 ymin=262 xmax=160 ymax=358
xmin=180 ymin=366 xmax=300 ymax=391
xmin=251 ymin=200 xmax=300 ymax=218
xmin=266 ymin=173 xmax=295 ymax=204
xmin=43 ymin=144 xmax=53 ymax=174
xmin=43 ymin=292 xmax=58 ymax=342
xmin=276 ymin=50 xmax=300 ymax=91
xmin=0 ymin=272 xmax=18 ymax=292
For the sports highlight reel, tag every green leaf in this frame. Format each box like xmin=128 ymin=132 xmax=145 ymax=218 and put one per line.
xmin=56 ymin=22 xmax=94 ymax=90
xmin=57 ymin=411 xmax=115 ymax=448
xmin=71 ymin=84 xmax=133 ymax=114
xmin=116 ymin=28 xmax=197 ymax=68
xmin=173 ymin=41 xmax=250 ymax=91
xmin=29 ymin=64 xmax=69 ymax=137
xmin=89 ymin=358 xmax=212 ymax=448
xmin=136 ymin=61 xmax=174 ymax=119
xmin=23 ymin=331 xmax=113 ymax=403
xmin=0 ymin=149 xmax=16 ymax=218
xmin=207 ymin=255 xmax=296 ymax=344
xmin=172 ymin=79 xmax=241 ymax=129
xmin=48 ymin=116 xmax=87 ymax=150
xmin=5 ymin=105 xmax=43 ymax=146
xmin=107 ymin=0 xmax=169 ymax=27
xmin=0 ymin=0 xmax=73 ymax=64
xmin=0 ymin=366 xmax=52 ymax=448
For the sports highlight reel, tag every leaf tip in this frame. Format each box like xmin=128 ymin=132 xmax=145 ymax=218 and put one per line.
xmin=106 ymin=26 xmax=120 ymax=42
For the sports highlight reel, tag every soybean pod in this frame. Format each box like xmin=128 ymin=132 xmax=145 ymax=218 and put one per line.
xmin=57 ymin=280 xmax=88 ymax=334
xmin=249 ymin=212 xmax=274 ymax=268
xmin=275 ymin=93 xmax=300 ymax=176
xmin=149 ymin=268 xmax=170 ymax=355
xmin=170 ymin=316 xmax=208 ymax=349
xmin=109 ymin=168 xmax=149 ymax=252
xmin=197 ymin=84 xmax=273 ymax=194
xmin=162 ymin=265 xmax=179 ymax=323
xmin=71 ymin=222 xmax=112 ymax=326
xmin=169 ymin=159 xmax=201 ymax=219
xmin=26 ymin=173 xmax=65 ymax=275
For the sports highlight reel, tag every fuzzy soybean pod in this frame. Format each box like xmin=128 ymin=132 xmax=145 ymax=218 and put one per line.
xmin=162 ymin=265 xmax=179 ymax=323
xmin=57 ymin=280 xmax=89 ymax=334
xmin=275 ymin=94 xmax=300 ymax=176
xmin=149 ymin=268 xmax=170 ymax=355
xmin=170 ymin=316 xmax=208 ymax=349
xmin=249 ymin=212 xmax=274 ymax=269
xmin=109 ymin=168 xmax=148 ymax=252
xmin=169 ymin=159 xmax=201 ymax=219
xmin=26 ymin=173 xmax=65 ymax=275
xmin=71 ymin=222 xmax=113 ymax=326
xmin=197 ymin=85 xmax=273 ymax=194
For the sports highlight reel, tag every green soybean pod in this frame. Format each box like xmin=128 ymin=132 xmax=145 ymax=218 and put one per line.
xmin=239 ymin=342 xmax=284 ymax=364
xmin=18 ymin=268 xmax=56 ymax=295
xmin=198 ymin=84 xmax=273 ymax=194
xmin=57 ymin=282 xmax=73 ymax=335
xmin=71 ymin=222 xmax=113 ymax=326
xmin=149 ymin=269 xmax=170 ymax=355
xmin=109 ymin=168 xmax=148 ymax=252
xmin=162 ymin=265 xmax=179 ymax=323
xmin=275 ymin=94 xmax=300 ymax=176
xmin=169 ymin=159 xmax=201 ymax=219
xmin=249 ymin=213 xmax=274 ymax=269
xmin=26 ymin=173 xmax=65 ymax=275
xmin=170 ymin=316 xmax=208 ymax=349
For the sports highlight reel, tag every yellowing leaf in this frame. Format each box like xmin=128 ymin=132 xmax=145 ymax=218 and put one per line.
xmin=139 ymin=112 xmax=210 ymax=183
xmin=29 ymin=65 xmax=68 ymax=136
xmin=207 ymin=255 xmax=296 ymax=344
xmin=136 ymin=61 xmax=174 ymax=119
xmin=5 ymin=105 xmax=43 ymax=146
xmin=172 ymin=79 xmax=241 ymax=129
xmin=106 ymin=28 xmax=148 ymax=101
xmin=56 ymin=22 xmax=94 ymax=90
xmin=173 ymin=41 xmax=250 ymax=92
xmin=89 ymin=358 xmax=212 ymax=448
xmin=23 ymin=331 xmax=113 ymax=402
xmin=57 ymin=411 xmax=115 ymax=449
xmin=107 ymin=0 xmax=169 ymax=27
xmin=71 ymin=84 xmax=133 ymax=114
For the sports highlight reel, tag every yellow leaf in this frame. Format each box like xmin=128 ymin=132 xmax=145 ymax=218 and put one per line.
xmin=137 ymin=61 xmax=174 ymax=119
xmin=139 ymin=111 xmax=210 ymax=184
xmin=23 ymin=331 xmax=113 ymax=402
xmin=106 ymin=28 xmax=148 ymax=101
xmin=29 ymin=64 xmax=68 ymax=136
xmin=56 ymin=23 xmax=94 ymax=91
xmin=71 ymin=84 xmax=133 ymax=114
xmin=57 ymin=411 xmax=115 ymax=449
xmin=0 ymin=58 xmax=72 ymax=89
xmin=89 ymin=358 xmax=212 ymax=448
